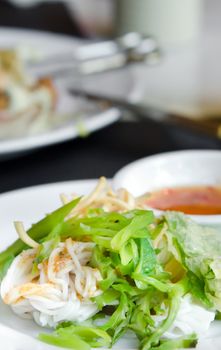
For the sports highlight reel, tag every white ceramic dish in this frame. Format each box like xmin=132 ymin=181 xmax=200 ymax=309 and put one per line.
xmin=0 ymin=28 xmax=121 ymax=158
xmin=113 ymin=150 xmax=221 ymax=225
xmin=0 ymin=179 xmax=221 ymax=350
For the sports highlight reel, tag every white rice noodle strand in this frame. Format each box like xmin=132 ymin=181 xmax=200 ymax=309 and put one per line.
xmin=14 ymin=221 xmax=39 ymax=248
xmin=1 ymin=238 xmax=102 ymax=328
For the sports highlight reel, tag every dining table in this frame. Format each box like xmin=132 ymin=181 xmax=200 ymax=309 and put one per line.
xmin=0 ymin=0 xmax=221 ymax=195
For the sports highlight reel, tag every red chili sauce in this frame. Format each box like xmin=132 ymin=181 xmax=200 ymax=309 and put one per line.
xmin=145 ymin=186 xmax=221 ymax=215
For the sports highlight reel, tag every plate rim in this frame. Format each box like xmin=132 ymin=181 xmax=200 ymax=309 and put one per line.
xmin=0 ymin=107 xmax=120 ymax=154
xmin=0 ymin=178 xmax=99 ymax=198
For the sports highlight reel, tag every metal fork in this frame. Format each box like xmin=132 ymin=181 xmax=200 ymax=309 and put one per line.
xmin=29 ymin=32 xmax=160 ymax=77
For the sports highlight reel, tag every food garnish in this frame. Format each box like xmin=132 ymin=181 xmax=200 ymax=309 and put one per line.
xmin=0 ymin=177 xmax=220 ymax=350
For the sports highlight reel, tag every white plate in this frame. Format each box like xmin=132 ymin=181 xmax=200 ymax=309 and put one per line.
xmin=113 ymin=150 xmax=221 ymax=225
xmin=0 ymin=179 xmax=221 ymax=350
xmin=0 ymin=28 xmax=121 ymax=157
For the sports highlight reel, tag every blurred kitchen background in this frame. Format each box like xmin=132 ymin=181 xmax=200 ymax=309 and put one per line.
xmin=0 ymin=0 xmax=221 ymax=192
xmin=1 ymin=0 xmax=221 ymax=118
xmin=0 ymin=0 xmax=216 ymax=40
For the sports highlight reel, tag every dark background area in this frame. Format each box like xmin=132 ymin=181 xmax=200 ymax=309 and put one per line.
xmin=0 ymin=1 xmax=83 ymax=35
xmin=1 ymin=121 xmax=220 ymax=194
xmin=0 ymin=0 xmax=220 ymax=194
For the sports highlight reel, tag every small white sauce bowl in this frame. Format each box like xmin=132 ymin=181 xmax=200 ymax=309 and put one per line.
xmin=113 ymin=150 xmax=221 ymax=225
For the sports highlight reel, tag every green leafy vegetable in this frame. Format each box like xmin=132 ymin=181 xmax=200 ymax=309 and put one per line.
xmin=101 ymin=293 xmax=133 ymax=344
xmin=135 ymin=238 xmax=157 ymax=275
xmin=1 ymin=202 xmax=219 ymax=350
xmin=111 ymin=212 xmax=154 ymax=251
xmin=0 ymin=197 xmax=80 ymax=278
xmin=165 ymin=212 xmax=221 ymax=310
xmin=149 ymin=334 xmax=197 ymax=350
xmin=39 ymin=325 xmax=111 ymax=349
xmin=39 ymin=332 xmax=90 ymax=350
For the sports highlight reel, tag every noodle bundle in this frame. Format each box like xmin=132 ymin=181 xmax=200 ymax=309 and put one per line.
xmin=1 ymin=239 xmax=102 ymax=327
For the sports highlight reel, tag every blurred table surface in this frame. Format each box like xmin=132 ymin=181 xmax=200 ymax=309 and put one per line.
xmin=0 ymin=1 xmax=221 ymax=194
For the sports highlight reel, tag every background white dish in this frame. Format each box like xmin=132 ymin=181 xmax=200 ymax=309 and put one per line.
xmin=113 ymin=150 xmax=221 ymax=225
xmin=0 ymin=28 xmax=121 ymax=157
xmin=0 ymin=179 xmax=221 ymax=349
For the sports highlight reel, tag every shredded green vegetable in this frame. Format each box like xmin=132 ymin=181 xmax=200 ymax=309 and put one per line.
xmin=1 ymin=202 xmax=221 ymax=350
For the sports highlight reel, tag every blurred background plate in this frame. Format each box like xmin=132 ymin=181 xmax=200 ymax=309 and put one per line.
xmin=0 ymin=28 xmax=121 ymax=158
